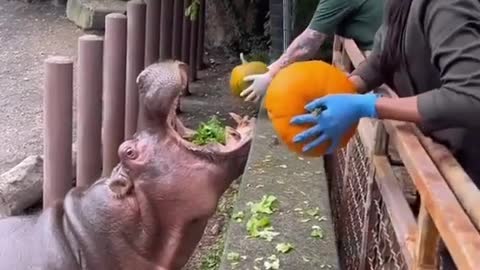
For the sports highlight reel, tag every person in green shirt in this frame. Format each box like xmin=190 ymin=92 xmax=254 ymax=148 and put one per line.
xmin=240 ymin=0 xmax=384 ymax=103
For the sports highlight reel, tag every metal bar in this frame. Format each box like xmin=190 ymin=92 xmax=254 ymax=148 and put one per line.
xmin=359 ymin=162 xmax=375 ymax=270
xmin=189 ymin=8 xmax=199 ymax=81
xmin=282 ymin=0 xmax=291 ymax=50
xmin=359 ymin=121 xmax=390 ymax=269
xmin=144 ymin=0 xmax=161 ymax=67
xmin=43 ymin=56 xmax=73 ymax=209
xmin=159 ymin=0 xmax=174 ymax=59
xmin=102 ymin=13 xmax=127 ymax=177
xmin=125 ymin=0 xmax=146 ymax=139
xmin=196 ymin=0 xmax=206 ymax=69
xmin=172 ymin=0 xmax=184 ymax=60
xmin=181 ymin=0 xmax=192 ymax=64
xmin=415 ymin=204 xmax=440 ymax=269
xmin=76 ymin=35 xmax=103 ymax=188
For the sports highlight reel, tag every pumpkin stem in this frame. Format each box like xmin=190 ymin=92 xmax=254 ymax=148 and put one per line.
xmin=239 ymin=52 xmax=248 ymax=64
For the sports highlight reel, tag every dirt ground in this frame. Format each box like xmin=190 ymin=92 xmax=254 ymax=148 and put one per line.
xmin=0 ymin=0 xmax=257 ymax=269
xmin=0 ymin=0 xmax=84 ymax=174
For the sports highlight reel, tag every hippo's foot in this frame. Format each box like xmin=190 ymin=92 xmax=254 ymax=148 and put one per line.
xmin=107 ymin=164 xmax=133 ymax=199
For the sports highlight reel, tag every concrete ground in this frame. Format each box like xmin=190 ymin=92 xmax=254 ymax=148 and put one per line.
xmin=0 ymin=0 xmax=84 ymax=174
xmin=218 ymin=108 xmax=340 ymax=270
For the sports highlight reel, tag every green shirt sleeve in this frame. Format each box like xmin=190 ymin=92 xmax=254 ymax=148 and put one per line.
xmin=417 ymin=0 xmax=480 ymax=130
xmin=307 ymin=0 xmax=354 ymax=35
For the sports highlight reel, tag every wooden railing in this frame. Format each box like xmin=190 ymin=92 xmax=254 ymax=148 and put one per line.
xmin=326 ymin=35 xmax=480 ymax=269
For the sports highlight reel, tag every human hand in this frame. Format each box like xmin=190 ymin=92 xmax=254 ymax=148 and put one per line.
xmin=240 ymin=72 xmax=273 ymax=103
xmin=290 ymin=93 xmax=379 ymax=154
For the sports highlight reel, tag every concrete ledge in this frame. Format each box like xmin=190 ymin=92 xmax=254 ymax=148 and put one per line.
xmin=66 ymin=0 xmax=127 ymax=30
xmin=219 ymin=107 xmax=340 ymax=269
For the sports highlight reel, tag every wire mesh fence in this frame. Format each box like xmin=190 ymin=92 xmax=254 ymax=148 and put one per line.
xmin=326 ymin=133 xmax=409 ymax=270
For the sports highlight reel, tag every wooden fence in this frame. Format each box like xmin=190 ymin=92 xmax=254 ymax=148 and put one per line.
xmin=325 ymin=35 xmax=480 ymax=269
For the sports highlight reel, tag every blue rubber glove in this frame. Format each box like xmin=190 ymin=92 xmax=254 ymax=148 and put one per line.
xmin=290 ymin=93 xmax=379 ymax=154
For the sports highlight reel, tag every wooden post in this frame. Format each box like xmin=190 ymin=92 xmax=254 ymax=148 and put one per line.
xmin=159 ymin=0 xmax=174 ymax=59
xmin=189 ymin=10 xmax=199 ymax=81
xmin=76 ymin=35 xmax=103 ymax=188
xmin=43 ymin=56 xmax=73 ymax=209
xmin=415 ymin=204 xmax=440 ymax=269
xmin=125 ymin=0 xmax=146 ymax=139
xmin=181 ymin=0 xmax=192 ymax=64
xmin=172 ymin=0 xmax=184 ymax=60
xmin=196 ymin=0 xmax=206 ymax=69
xmin=102 ymin=13 xmax=127 ymax=177
xmin=144 ymin=0 xmax=161 ymax=66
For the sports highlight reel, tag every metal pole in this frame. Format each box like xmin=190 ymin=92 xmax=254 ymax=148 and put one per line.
xmin=144 ymin=0 xmax=161 ymax=66
xmin=189 ymin=10 xmax=199 ymax=81
xmin=76 ymin=35 xmax=103 ymax=188
xmin=196 ymin=0 xmax=206 ymax=70
xmin=282 ymin=0 xmax=292 ymax=51
xmin=172 ymin=0 xmax=184 ymax=60
xmin=102 ymin=13 xmax=127 ymax=177
xmin=43 ymin=56 xmax=73 ymax=209
xmin=159 ymin=0 xmax=174 ymax=59
xmin=125 ymin=0 xmax=147 ymax=140
xmin=181 ymin=0 xmax=192 ymax=63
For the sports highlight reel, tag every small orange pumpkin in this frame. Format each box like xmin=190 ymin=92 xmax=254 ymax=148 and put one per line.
xmin=264 ymin=60 xmax=358 ymax=157
xmin=229 ymin=53 xmax=269 ymax=97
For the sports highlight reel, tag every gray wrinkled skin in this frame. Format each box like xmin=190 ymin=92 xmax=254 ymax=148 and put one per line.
xmin=0 ymin=61 xmax=254 ymax=270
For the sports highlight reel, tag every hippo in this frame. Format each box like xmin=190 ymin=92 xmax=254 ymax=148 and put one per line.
xmin=0 ymin=60 xmax=254 ymax=270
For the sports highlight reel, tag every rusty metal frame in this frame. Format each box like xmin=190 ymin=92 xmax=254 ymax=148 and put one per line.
xmin=329 ymin=35 xmax=480 ymax=270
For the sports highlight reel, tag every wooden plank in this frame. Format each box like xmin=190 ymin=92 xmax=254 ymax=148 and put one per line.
xmin=374 ymin=155 xmax=417 ymax=269
xmin=342 ymin=38 xmax=366 ymax=68
xmin=415 ymin=204 xmax=439 ymax=269
xmin=377 ymin=84 xmax=480 ymax=231
xmin=336 ymin=36 xmax=480 ymax=268
xmin=332 ymin=36 xmax=344 ymax=70
xmin=413 ymin=129 xmax=480 ymax=231
xmin=384 ymin=119 xmax=480 ymax=269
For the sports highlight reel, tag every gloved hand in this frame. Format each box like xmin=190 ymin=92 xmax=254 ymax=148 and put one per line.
xmin=240 ymin=72 xmax=273 ymax=103
xmin=290 ymin=93 xmax=379 ymax=154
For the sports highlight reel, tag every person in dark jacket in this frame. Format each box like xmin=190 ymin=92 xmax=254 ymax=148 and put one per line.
xmin=291 ymin=0 xmax=480 ymax=267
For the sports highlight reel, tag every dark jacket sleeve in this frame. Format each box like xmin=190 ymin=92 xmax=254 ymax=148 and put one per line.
xmin=417 ymin=0 xmax=480 ymax=130
xmin=350 ymin=25 xmax=386 ymax=92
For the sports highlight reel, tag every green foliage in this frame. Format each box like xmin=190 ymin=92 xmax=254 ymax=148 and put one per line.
xmin=191 ymin=116 xmax=226 ymax=146
xmin=185 ymin=0 xmax=201 ymax=21
xmin=244 ymin=195 xmax=280 ymax=241
xmin=275 ymin=242 xmax=294 ymax=254
xmin=247 ymin=195 xmax=278 ymax=215
xmin=200 ymin=239 xmax=225 ymax=270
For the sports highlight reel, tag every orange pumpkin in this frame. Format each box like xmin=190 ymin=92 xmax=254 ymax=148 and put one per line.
xmin=229 ymin=53 xmax=269 ymax=97
xmin=264 ymin=60 xmax=358 ymax=157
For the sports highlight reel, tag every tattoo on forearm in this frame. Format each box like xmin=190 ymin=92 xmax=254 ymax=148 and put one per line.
xmin=271 ymin=29 xmax=326 ymax=73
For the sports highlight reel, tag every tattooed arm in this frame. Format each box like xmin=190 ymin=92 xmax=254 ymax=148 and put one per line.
xmin=267 ymin=29 xmax=326 ymax=77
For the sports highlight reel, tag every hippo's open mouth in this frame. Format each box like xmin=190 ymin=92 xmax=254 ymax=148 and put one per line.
xmin=136 ymin=60 xmax=255 ymax=158
xmin=169 ymin=110 xmax=254 ymax=157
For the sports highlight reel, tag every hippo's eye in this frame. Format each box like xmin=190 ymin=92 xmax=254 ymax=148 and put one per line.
xmin=125 ymin=147 xmax=137 ymax=159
